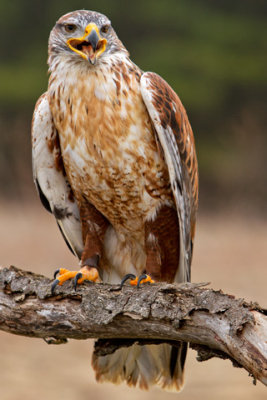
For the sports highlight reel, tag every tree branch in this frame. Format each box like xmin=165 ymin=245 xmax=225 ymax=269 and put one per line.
xmin=0 ymin=265 xmax=266 ymax=386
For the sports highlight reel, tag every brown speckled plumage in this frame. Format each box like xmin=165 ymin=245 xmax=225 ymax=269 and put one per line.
xmin=32 ymin=9 xmax=198 ymax=392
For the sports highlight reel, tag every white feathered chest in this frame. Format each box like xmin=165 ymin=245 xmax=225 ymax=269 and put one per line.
xmin=48 ymin=59 xmax=172 ymax=234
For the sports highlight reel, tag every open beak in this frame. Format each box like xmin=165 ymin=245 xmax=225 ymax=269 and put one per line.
xmin=67 ymin=23 xmax=107 ymax=64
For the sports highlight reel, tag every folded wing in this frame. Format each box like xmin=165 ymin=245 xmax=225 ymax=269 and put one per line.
xmin=32 ymin=93 xmax=83 ymax=259
xmin=141 ymin=72 xmax=198 ymax=282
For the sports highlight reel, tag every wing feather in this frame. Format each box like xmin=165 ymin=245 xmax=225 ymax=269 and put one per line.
xmin=141 ymin=72 xmax=198 ymax=281
xmin=32 ymin=93 xmax=83 ymax=258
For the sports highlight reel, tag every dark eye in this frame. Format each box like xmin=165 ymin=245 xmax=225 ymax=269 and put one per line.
xmin=101 ymin=24 xmax=110 ymax=34
xmin=64 ymin=24 xmax=77 ymax=33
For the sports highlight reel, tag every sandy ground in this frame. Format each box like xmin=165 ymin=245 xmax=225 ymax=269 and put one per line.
xmin=0 ymin=202 xmax=266 ymax=400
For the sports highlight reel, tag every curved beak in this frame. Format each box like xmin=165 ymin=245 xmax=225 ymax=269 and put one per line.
xmin=86 ymin=29 xmax=99 ymax=52
xmin=67 ymin=23 xmax=107 ymax=64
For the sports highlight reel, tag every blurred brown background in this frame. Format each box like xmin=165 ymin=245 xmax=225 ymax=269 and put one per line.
xmin=0 ymin=0 xmax=266 ymax=399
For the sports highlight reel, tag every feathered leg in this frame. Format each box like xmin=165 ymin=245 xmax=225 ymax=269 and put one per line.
xmin=145 ymin=204 xmax=180 ymax=282
xmin=52 ymin=198 xmax=110 ymax=292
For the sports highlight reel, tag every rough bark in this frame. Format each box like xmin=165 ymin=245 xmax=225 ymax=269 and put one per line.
xmin=0 ymin=265 xmax=266 ymax=386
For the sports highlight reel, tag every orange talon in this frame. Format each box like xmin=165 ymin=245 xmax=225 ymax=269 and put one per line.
xmin=129 ymin=277 xmax=155 ymax=285
xmin=141 ymin=275 xmax=155 ymax=284
xmin=120 ymin=273 xmax=155 ymax=288
xmin=57 ymin=270 xmax=78 ymax=286
xmin=129 ymin=277 xmax=138 ymax=286
xmin=51 ymin=266 xmax=100 ymax=294
xmin=77 ymin=266 xmax=100 ymax=283
xmin=135 ymin=274 xmax=155 ymax=287
xmin=58 ymin=268 xmax=69 ymax=276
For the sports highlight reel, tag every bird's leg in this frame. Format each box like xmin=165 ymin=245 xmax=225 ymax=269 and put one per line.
xmin=120 ymin=206 xmax=179 ymax=289
xmin=144 ymin=204 xmax=180 ymax=282
xmin=119 ymin=229 xmax=158 ymax=288
xmin=119 ymin=230 xmax=161 ymax=288
xmin=52 ymin=199 xmax=109 ymax=294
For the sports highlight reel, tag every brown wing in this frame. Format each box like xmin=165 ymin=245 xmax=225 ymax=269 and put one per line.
xmin=141 ymin=72 xmax=198 ymax=281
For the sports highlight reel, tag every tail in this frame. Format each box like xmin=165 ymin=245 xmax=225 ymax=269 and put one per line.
xmin=96 ymin=228 xmax=189 ymax=391
xmin=92 ymin=341 xmax=187 ymax=391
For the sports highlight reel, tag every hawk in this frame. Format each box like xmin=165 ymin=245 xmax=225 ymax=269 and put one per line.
xmin=32 ymin=10 xmax=198 ymax=391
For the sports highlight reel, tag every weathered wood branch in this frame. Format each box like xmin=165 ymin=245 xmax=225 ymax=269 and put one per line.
xmin=0 ymin=265 xmax=266 ymax=386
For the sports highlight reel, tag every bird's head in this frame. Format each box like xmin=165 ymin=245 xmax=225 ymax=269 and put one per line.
xmin=48 ymin=10 xmax=128 ymax=69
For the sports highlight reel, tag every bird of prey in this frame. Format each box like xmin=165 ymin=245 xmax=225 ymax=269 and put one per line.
xmin=32 ymin=10 xmax=198 ymax=391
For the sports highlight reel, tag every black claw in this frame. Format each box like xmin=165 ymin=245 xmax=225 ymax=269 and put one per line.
xmin=120 ymin=273 xmax=136 ymax=289
xmin=54 ymin=269 xmax=60 ymax=279
xmin=74 ymin=272 xmax=83 ymax=291
xmin=51 ymin=279 xmax=59 ymax=295
xmin=137 ymin=274 xmax=148 ymax=288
